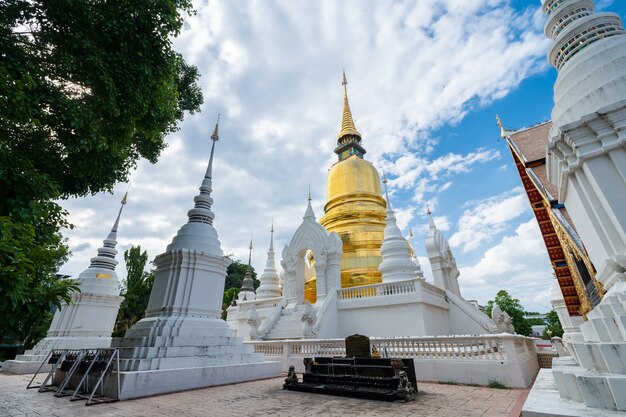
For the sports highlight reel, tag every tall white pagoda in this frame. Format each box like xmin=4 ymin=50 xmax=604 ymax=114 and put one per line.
xmin=3 ymin=196 xmax=127 ymax=374
xmin=522 ymin=0 xmax=626 ymax=414
xmin=110 ymin=119 xmax=280 ymax=400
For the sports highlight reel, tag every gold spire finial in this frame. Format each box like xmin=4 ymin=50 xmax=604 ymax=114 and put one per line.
xmin=308 ymin=184 xmax=311 ymax=202
xmin=121 ymin=191 xmax=128 ymax=205
xmin=338 ymin=70 xmax=361 ymax=140
xmin=211 ymin=114 xmax=220 ymax=142
xmin=496 ymin=114 xmax=508 ymax=139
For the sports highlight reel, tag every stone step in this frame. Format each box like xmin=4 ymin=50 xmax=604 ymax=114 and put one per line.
xmin=118 ymin=343 xmax=255 ymax=360
xmin=570 ymin=341 xmax=626 ymax=374
xmin=553 ymin=357 xmax=626 ymax=411
xmin=112 ymin=335 xmax=244 ymax=348
xmin=120 ymin=352 xmax=265 ymax=371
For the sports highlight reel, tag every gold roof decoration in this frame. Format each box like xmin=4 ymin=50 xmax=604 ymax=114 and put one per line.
xmin=338 ymin=70 xmax=361 ymax=140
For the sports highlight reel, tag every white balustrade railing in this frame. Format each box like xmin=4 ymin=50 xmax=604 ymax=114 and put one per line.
xmin=237 ymin=296 xmax=284 ymax=311
xmin=246 ymin=334 xmax=535 ymax=363
xmin=445 ymin=290 xmax=498 ymax=333
xmin=337 ymin=278 xmax=419 ymax=300
xmin=256 ymin=298 xmax=288 ymax=339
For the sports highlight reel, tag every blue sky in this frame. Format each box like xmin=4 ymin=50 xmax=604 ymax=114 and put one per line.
xmin=58 ymin=0 xmax=626 ymax=313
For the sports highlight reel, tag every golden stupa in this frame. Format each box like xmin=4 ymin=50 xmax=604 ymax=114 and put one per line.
xmin=304 ymin=72 xmax=386 ymax=303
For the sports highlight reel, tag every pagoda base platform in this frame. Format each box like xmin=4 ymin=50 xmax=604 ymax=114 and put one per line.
xmin=522 ymin=369 xmax=625 ymax=417
xmin=1 ymin=360 xmax=49 ymax=375
xmin=110 ymin=361 xmax=282 ymax=400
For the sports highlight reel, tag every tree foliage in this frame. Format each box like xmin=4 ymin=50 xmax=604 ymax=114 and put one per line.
xmin=0 ymin=217 xmax=79 ymax=348
xmin=486 ymin=290 xmax=533 ymax=336
xmin=113 ymin=246 xmax=154 ymax=337
xmin=221 ymin=260 xmax=258 ymax=319
xmin=543 ymin=309 xmax=564 ymax=339
xmin=1 ymin=0 xmax=203 ymax=198
xmin=0 ymin=0 xmax=202 ymax=343
xmin=224 ymin=260 xmax=259 ymax=292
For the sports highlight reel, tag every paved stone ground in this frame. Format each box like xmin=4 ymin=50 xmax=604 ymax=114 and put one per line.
xmin=0 ymin=373 xmax=527 ymax=417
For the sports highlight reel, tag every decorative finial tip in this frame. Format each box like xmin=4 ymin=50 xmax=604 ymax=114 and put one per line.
xmin=308 ymin=184 xmax=311 ymax=201
xmin=211 ymin=114 xmax=220 ymax=141
xmin=496 ymin=114 xmax=508 ymax=139
xmin=121 ymin=191 xmax=128 ymax=205
xmin=426 ymin=203 xmax=432 ymax=215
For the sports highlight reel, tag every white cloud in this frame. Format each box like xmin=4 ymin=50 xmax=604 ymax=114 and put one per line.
xmin=458 ymin=218 xmax=554 ymax=312
xmin=57 ymin=0 xmax=549 ymax=285
xmin=449 ymin=187 xmax=529 ymax=252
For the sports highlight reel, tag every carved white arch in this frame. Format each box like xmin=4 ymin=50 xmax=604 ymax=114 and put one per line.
xmin=425 ymin=227 xmax=461 ymax=297
xmin=281 ymin=216 xmax=342 ymax=305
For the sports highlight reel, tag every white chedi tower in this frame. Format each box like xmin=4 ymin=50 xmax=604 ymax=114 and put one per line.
xmin=238 ymin=240 xmax=257 ymax=302
xmin=112 ymin=119 xmax=280 ymax=399
xmin=425 ymin=208 xmax=462 ymax=298
xmin=256 ymin=224 xmax=282 ymax=299
xmin=537 ymin=0 xmax=626 ymax=412
xmin=378 ymin=176 xmax=418 ymax=282
xmin=3 ymin=196 xmax=127 ymax=374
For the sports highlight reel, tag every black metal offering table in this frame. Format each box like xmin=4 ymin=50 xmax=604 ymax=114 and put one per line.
xmin=283 ymin=357 xmax=417 ymax=402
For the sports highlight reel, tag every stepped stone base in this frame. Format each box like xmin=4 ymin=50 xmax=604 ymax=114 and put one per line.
xmin=1 ymin=336 xmax=113 ymax=375
xmin=1 ymin=360 xmax=49 ymax=375
xmin=523 ymin=369 xmax=625 ymax=417
xmin=551 ymin=356 xmax=626 ymax=411
xmin=110 ymin=361 xmax=282 ymax=400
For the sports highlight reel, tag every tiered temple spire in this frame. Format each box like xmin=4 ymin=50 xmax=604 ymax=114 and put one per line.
xmin=88 ymin=192 xmax=127 ymax=271
xmin=256 ymin=222 xmax=282 ymax=299
xmin=335 ymin=71 xmax=366 ymax=161
xmin=239 ymin=240 xmax=256 ymax=301
xmin=543 ymin=0 xmax=624 ymax=70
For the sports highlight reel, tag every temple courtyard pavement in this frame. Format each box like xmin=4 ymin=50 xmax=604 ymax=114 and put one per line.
xmin=0 ymin=373 xmax=527 ymax=417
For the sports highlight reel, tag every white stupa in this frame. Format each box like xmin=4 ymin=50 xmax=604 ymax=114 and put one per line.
xmin=256 ymin=224 xmax=282 ymax=299
xmin=238 ymin=240 xmax=257 ymax=302
xmin=3 ymin=196 xmax=127 ymax=374
xmin=522 ymin=1 xmax=626 ymax=414
xmin=110 ymin=118 xmax=280 ymax=400
xmin=378 ymin=175 xmax=418 ymax=283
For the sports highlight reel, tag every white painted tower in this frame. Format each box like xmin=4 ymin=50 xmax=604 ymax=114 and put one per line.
xmin=539 ymin=0 xmax=626 ymax=412
xmin=256 ymin=224 xmax=282 ymax=299
xmin=3 ymin=196 xmax=126 ymax=374
xmin=111 ymin=118 xmax=280 ymax=399
xmin=378 ymin=176 xmax=418 ymax=283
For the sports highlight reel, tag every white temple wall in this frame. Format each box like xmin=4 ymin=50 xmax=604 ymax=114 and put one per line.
xmin=336 ymin=297 xmax=450 ymax=338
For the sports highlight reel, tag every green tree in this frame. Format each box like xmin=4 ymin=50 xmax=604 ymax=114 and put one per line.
xmin=221 ymin=260 xmax=258 ymax=320
xmin=486 ymin=290 xmax=533 ymax=336
xmin=0 ymin=0 xmax=202 ymax=343
xmin=113 ymin=246 xmax=155 ymax=337
xmin=543 ymin=309 xmax=564 ymax=339
xmin=0 ymin=217 xmax=79 ymax=348
xmin=224 ymin=260 xmax=259 ymax=291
